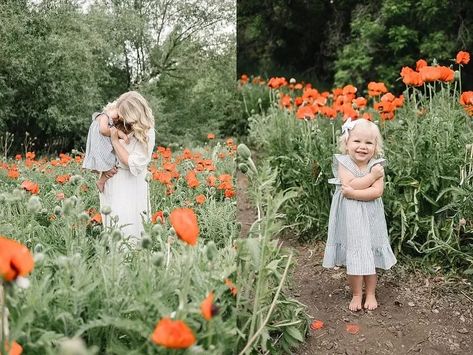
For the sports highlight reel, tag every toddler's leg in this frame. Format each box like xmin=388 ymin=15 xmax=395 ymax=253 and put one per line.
xmin=348 ymin=275 xmax=363 ymax=311
xmin=364 ymin=274 xmax=378 ymax=310
xmin=96 ymin=172 xmax=109 ymax=193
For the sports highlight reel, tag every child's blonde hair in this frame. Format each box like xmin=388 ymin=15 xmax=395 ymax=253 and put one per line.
xmin=339 ymin=118 xmax=384 ymax=157
xmin=116 ymin=91 xmax=154 ymax=145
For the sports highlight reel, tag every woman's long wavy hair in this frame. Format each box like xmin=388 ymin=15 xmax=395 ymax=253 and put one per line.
xmin=116 ymin=91 xmax=154 ymax=147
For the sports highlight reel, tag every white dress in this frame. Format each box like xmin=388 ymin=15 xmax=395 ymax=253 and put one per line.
xmin=99 ymin=129 xmax=155 ymax=244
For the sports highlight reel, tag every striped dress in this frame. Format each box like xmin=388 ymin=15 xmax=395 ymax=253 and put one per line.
xmin=82 ymin=112 xmax=117 ymax=172
xmin=322 ymin=154 xmax=397 ymax=275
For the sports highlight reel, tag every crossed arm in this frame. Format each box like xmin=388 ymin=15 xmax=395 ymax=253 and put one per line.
xmin=339 ymin=164 xmax=384 ymax=201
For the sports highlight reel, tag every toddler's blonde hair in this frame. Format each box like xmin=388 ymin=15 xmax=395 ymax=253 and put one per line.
xmin=116 ymin=91 xmax=154 ymax=146
xmin=339 ymin=118 xmax=384 ymax=157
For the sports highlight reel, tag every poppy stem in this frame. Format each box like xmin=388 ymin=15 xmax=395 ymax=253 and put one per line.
xmin=0 ymin=282 xmax=7 ymax=355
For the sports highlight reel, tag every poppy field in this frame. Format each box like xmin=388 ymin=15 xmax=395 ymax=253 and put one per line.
xmin=242 ymin=51 xmax=473 ymax=276
xmin=0 ymin=140 xmax=307 ymax=354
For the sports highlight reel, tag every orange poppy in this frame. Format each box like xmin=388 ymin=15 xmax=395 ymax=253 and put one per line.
xmin=419 ymin=66 xmax=442 ymax=82
xmin=21 ymin=180 xmax=39 ymax=194
xmin=207 ymin=133 xmax=215 ymax=140
xmin=55 ymin=174 xmax=71 ymax=184
xmin=151 ymin=211 xmax=164 ymax=224
xmin=456 ymin=51 xmax=470 ymax=65
xmin=8 ymin=169 xmax=19 ymax=179
xmin=169 ymin=208 xmax=199 ymax=246
xmin=15 ymin=155 xmax=22 ymax=161
xmin=195 ymin=194 xmax=206 ymax=204
xmin=296 ymin=106 xmax=316 ymax=120
xmin=151 ymin=318 xmax=196 ymax=349
xmin=225 ymin=278 xmax=238 ymax=296
xmin=0 ymin=236 xmax=34 ymax=282
xmin=4 ymin=341 xmax=22 ymax=355
xmin=438 ymin=66 xmax=454 ymax=82
xmin=416 ymin=59 xmax=428 ymax=71
xmin=460 ymin=91 xmax=473 ymax=106
xmin=346 ymin=323 xmax=360 ymax=334
xmin=367 ymin=82 xmax=387 ymax=96
xmin=90 ymin=213 xmax=102 ymax=224
xmin=310 ymin=320 xmax=324 ymax=330
xmin=25 ymin=152 xmax=35 ymax=160
xmin=200 ymin=292 xmax=219 ymax=320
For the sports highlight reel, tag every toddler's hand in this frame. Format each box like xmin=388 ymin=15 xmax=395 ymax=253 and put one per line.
xmin=341 ymin=184 xmax=355 ymax=198
xmin=371 ymin=164 xmax=384 ymax=180
xmin=117 ymin=130 xmax=129 ymax=144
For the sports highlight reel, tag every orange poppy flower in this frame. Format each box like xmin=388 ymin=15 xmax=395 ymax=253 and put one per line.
xmin=90 ymin=213 xmax=102 ymax=224
xmin=21 ymin=180 xmax=39 ymax=194
xmin=346 ymin=323 xmax=360 ymax=334
xmin=279 ymin=94 xmax=292 ymax=109
xmin=367 ymin=82 xmax=387 ymax=97
xmin=55 ymin=174 xmax=71 ymax=184
xmin=8 ymin=169 xmax=19 ymax=179
xmin=151 ymin=211 xmax=164 ymax=224
xmin=169 ymin=208 xmax=199 ymax=246
xmin=456 ymin=51 xmax=470 ymax=65
xmin=460 ymin=91 xmax=473 ymax=106
xmin=25 ymin=152 xmax=35 ymax=160
xmin=15 ymin=154 xmax=22 ymax=161
xmin=310 ymin=320 xmax=324 ymax=330
xmin=207 ymin=133 xmax=215 ymax=140
xmin=416 ymin=59 xmax=428 ymax=71
xmin=195 ymin=194 xmax=206 ymax=204
xmin=296 ymin=106 xmax=316 ymax=120
xmin=225 ymin=278 xmax=238 ymax=296
xmin=200 ymin=292 xmax=219 ymax=320
xmin=151 ymin=318 xmax=196 ymax=349
xmin=419 ymin=66 xmax=442 ymax=82
xmin=0 ymin=236 xmax=34 ymax=282
xmin=4 ymin=341 xmax=22 ymax=355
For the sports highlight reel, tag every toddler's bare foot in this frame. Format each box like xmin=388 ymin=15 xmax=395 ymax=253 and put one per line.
xmin=349 ymin=295 xmax=363 ymax=311
xmin=96 ymin=180 xmax=105 ymax=193
xmin=364 ymin=294 xmax=378 ymax=310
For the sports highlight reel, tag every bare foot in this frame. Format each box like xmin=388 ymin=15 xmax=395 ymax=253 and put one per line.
xmin=349 ymin=295 xmax=363 ymax=311
xmin=364 ymin=293 xmax=378 ymax=310
xmin=96 ymin=180 xmax=105 ymax=193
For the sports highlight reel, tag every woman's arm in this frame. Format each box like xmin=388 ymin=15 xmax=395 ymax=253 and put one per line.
xmin=110 ymin=127 xmax=129 ymax=165
xmin=339 ymin=164 xmax=383 ymax=190
xmin=98 ymin=114 xmax=112 ymax=136
xmin=341 ymin=176 xmax=384 ymax=201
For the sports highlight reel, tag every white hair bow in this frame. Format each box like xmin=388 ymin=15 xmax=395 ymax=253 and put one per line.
xmin=341 ymin=117 xmax=356 ymax=135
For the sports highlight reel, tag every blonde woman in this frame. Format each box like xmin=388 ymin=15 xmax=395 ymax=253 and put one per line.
xmin=322 ymin=118 xmax=396 ymax=311
xmin=99 ymin=91 xmax=155 ymax=244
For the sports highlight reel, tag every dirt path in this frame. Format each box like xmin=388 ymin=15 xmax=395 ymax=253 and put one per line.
xmin=236 ymin=171 xmax=473 ymax=354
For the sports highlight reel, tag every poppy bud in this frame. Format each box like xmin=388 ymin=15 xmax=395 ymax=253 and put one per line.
xmin=205 ymin=241 xmax=217 ymax=260
xmin=27 ymin=195 xmax=42 ymax=213
xmin=238 ymin=163 xmax=249 ymax=174
xmin=59 ymin=337 xmax=88 ymax=355
xmin=62 ymin=198 xmax=75 ymax=216
xmin=169 ymin=227 xmax=176 ymax=237
xmin=237 ymin=144 xmax=251 ymax=160
xmin=454 ymin=70 xmax=461 ymax=81
xmin=69 ymin=175 xmax=83 ymax=185
xmin=459 ymin=218 xmax=467 ymax=226
xmin=145 ymin=171 xmax=152 ymax=182
xmin=289 ymin=78 xmax=296 ymax=84
xmin=101 ymin=205 xmax=112 ymax=215
xmin=34 ymin=243 xmax=43 ymax=253
xmin=111 ymin=229 xmax=123 ymax=241
xmin=12 ymin=188 xmax=24 ymax=201
xmin=54 ymin=205 xmax=62 ymax=216
xmin=140 ymin=235 xmax=152 ymax=249
xmin=152 ymin=252 xmax=165 ymax=267
xmin=77 ymin=212 xmax=90 ymax=223
xmin=34 ymin=252 xmax=45 ymax=264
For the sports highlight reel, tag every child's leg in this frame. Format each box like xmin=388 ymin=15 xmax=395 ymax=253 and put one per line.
xmin=347 ymin=275 xmax=363 ymax=311
xmin=96 ymin=172 xmax=110 ymax=193
xmin=363 ymin=274 xmax=378 ymax=310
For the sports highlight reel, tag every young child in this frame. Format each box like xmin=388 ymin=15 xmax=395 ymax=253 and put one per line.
xmin=323 ymin=118 xmax=397 ymax=311
xmin=82 ymin=101 xmax=130 ymax=192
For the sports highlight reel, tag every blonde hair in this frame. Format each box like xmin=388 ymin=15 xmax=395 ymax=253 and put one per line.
xmin=116 ymin=91 xmax=154 ymax=145
xmin=339 ymin=118 xmax=383 ymax=157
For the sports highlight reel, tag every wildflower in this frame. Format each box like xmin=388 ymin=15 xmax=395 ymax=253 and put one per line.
xmin=225 ymin=278 xmax=237 ymax=296
xmin=152 ymin=210 xmax=165 ymax=224
xmin=3 ymin=341 xmax=22 ymax=355
xmin=0 ymin=236 xmax=34 ymax=281
xmin=456 ymin=51 xmax=470 ymax=65
xmin=195 ymin=194 xmax=206 ymax=204
xmin=151 ymin=318 xmax=196 ymax=349
xmin=416 ymin=59 xmax=428 ymax=71
xmin=169 ymin=208 xmax=199 ymax=246
xmin=27 ymin=195 xmax=42 ymax=213
xmin=21 ymin=180 xmax=39 ymax=194
xmin=201 ymin=292 xmax=219 ymax=320
xmin=207 ymin=133 xmax=215 ymax=140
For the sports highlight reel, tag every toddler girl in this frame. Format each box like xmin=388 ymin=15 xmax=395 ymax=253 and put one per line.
xmin=82 ymin=101 xmax=130 ymax=192
xmin=323 ymin=118 xmax=397 ymax=311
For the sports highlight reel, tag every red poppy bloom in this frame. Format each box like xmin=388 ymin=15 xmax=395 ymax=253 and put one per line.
xmin=225 ymin=278 xmax=237 ymax=296
xmin=416 ymin=59 xmax=428 ymax=71
xmin=21 ymin=180 xmax=39 ymax=194
xmin=169 ymin=208 xmax=199 ymax=246
xmin=201 ymin=292 xmax=219 ymax=320
xmin=456 ymin=51 xmax=470 ymax=65
xmin=151 ymin=318 xmax=196 ymax=349
xmin=4 ymin=341 xmax=22 ymax=355
xmin=460 ymin=91 xmax=473 ymax=106
xmin=0 ymin=236 xmax=34 ymax=282
xmin=195 ymin=194 xmax=206 ymax=204
xmin=151 ymin=211 xmax=164 ymax=224
xmin=296 ymin=106 xmax=316 ymax=120
xmin=207 ymin=133 xmax=215 ymax=140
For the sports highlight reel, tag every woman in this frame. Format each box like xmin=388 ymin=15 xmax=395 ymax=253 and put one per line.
xmin=99 ymin=91 xmax=155 ymax=244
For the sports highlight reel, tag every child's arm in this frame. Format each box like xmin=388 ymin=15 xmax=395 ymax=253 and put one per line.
xmin=339 ymin=164 xmax=384 ymax=190
xmin=98 ymin=113 xmax=112 ymax=136
xmin=341 ymin=176 xmax=384 ymax=201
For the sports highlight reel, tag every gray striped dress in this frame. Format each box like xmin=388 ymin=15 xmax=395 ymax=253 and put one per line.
xmin=322 ymin=154 xmax=397 ymax=275
xmin=82 ymin=112 xmax=117 ymax=172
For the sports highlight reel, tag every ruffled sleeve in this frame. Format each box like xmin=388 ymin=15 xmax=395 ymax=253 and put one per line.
xmin=368 ymin=157 xmax=387 ymax=171
xmin=128 ymin=129 xmax=155 ymax=176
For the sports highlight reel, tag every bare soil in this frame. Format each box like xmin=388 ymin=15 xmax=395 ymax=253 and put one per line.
xmin=236 ymin=171 xmax=473 ymax=355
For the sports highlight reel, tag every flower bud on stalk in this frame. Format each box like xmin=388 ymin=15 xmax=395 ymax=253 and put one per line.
xmin=237 ymin=143 xmax=252 ymax=160
xmin=27 ymin=195 xmax=42 ymax=213
xmin=100 ymin=205 xmax=112 ymax=215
